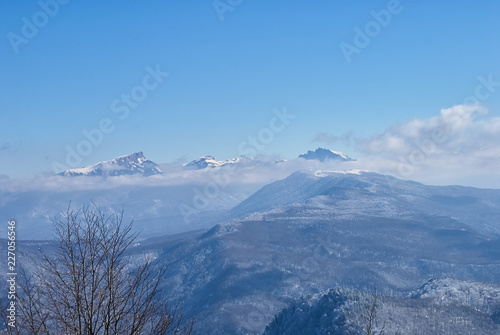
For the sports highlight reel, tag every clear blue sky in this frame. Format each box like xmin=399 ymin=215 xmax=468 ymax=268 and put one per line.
xmin=1 ymin=0 xmax=499 ymax=178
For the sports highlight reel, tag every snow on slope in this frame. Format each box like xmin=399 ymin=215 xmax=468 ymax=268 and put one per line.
xmin=5 ymin=169 xmax=500 ymax=333
xmin=231 ymin=170 xmax=500 ymax=235
xmin=183 ymin=155 xmax=252 ymax=169
xmin=60 ymin=152 xmax=163 ymax=177
xmin=264 ymin=279 xmax=500 ymax=335
xmin=145 ymin=171 xmax=500 ymax=334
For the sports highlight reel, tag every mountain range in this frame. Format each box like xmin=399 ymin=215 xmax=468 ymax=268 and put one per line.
xmin=2 ymin=149 xmax=500 ymax=334
xmin=57 ymin=147 xmax=352 ymax=177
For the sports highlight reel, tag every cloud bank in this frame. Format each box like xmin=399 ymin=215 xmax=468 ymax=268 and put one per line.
xmin=317 ymin=104 xmax=500 ymax=187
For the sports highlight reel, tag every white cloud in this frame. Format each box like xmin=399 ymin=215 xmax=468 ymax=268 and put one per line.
xmin=346 ymin=104 xmax=500 ymax=187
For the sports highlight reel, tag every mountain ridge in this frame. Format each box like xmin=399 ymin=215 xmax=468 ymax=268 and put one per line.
xmin=183 ymin=155 xmax=252 ymax=169
xmin=57 ymin=147 xmax=354 ymax=176
xmin=59 ymin=151 xmax=163 ymax=177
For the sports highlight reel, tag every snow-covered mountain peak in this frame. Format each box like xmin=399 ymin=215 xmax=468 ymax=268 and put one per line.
xmin=59 ymin=152 xmax=162 ymax=177
xmin=183 ymin=156 xmax=223 ymax=169
xmin=299 ymin=148 xmax=354 ymax=162
xmin=112 ymin=151 xmax=147 ymax=165
xmin=184 ymin=155 xmax=252 ymax=169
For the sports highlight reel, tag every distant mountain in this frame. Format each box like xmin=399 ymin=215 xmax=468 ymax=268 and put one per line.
xmin=59 ymin=152 xmax=163 ymax=177
xmin=185 ymin=150 xmax=355 ymax=170
xmin=299 ymin=148 xmax=354 ymax=162
xmin=183 ymin=155 xmax=251 ymax=169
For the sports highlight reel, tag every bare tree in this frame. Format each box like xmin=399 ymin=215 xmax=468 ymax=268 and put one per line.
xmin=362 ymin=295 xmax=400 ymax=335
xmin=12 ymin=204 xmax=192 ymax=335
xmin=364 ymin=295 xmax=384 ymax=335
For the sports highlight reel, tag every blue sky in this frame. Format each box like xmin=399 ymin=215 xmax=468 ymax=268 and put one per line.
xmin=1 ymin=0 xmax=499 ymax=178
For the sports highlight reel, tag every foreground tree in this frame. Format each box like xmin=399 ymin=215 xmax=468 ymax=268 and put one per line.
xmin=9 ymin=204 xmax=192 ymax=335
xmin=362 ymin=295 xmax=399 ymax=335
xmin=363 ymin=295 xmax=384 ymax=335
